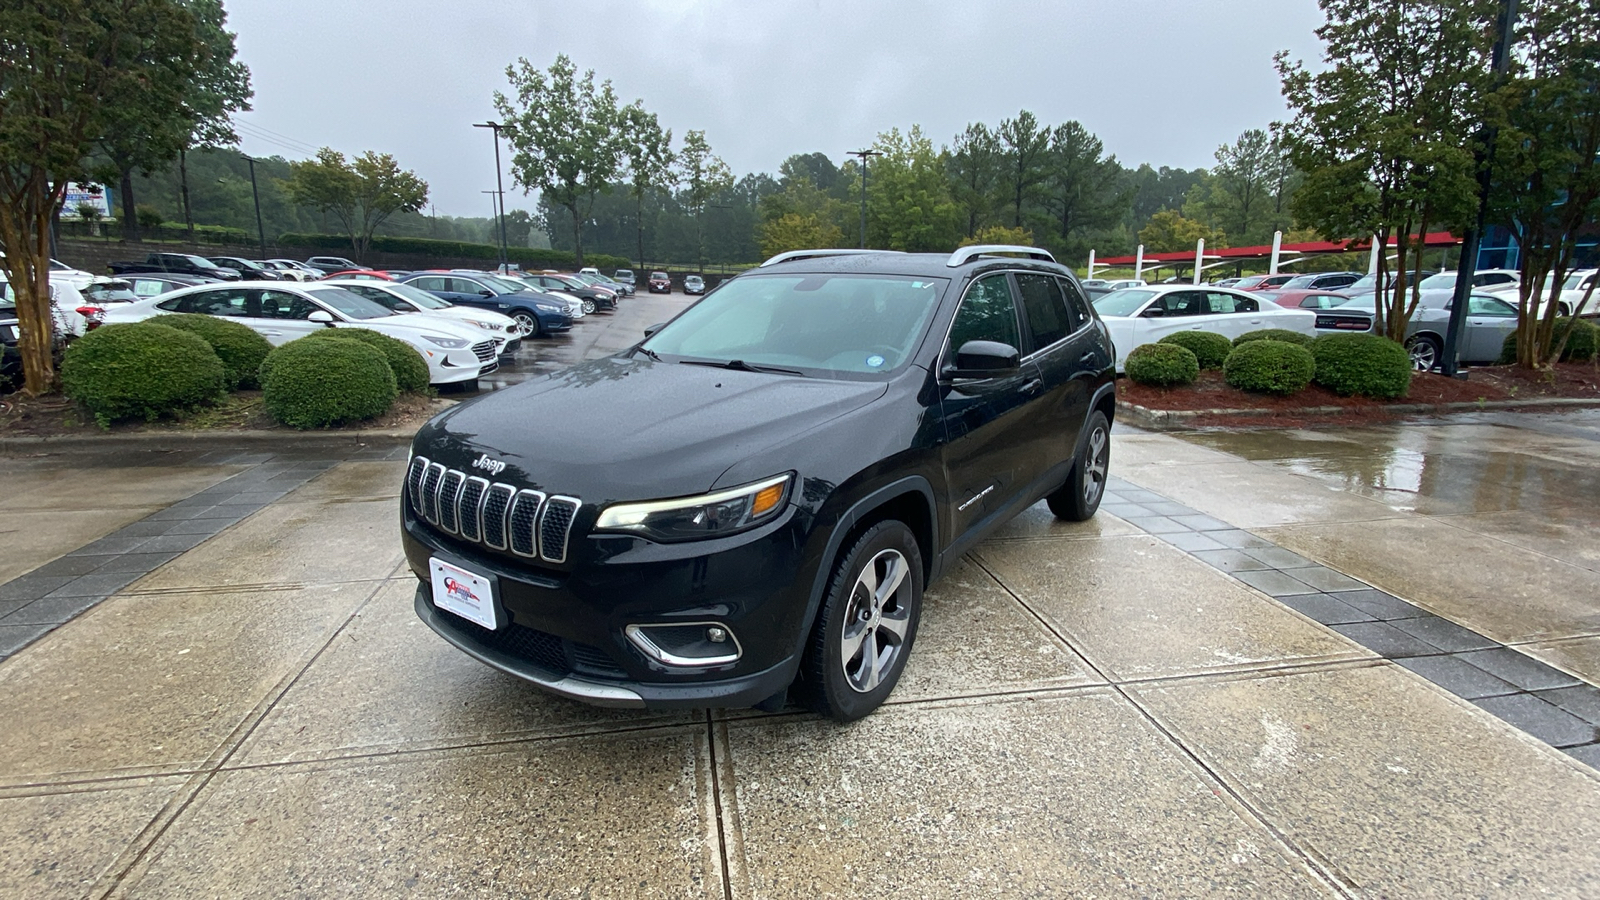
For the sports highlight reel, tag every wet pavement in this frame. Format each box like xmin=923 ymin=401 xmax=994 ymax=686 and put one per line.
xmin=2 ymin=326 xmax=1599 ymax=896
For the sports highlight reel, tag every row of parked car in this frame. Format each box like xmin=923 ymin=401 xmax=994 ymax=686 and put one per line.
xmin=0 ymin=254 xmax=649 ymax=391
xmin=1087 ymin=266 xmax=1598 ymax=371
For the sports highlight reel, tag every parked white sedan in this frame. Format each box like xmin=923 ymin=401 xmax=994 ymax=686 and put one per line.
xmin=325 ymin=279 xmax=524 ymax=357
xmin=1093 ymin=285 xmax=1316 ymax=370
xmin=100 ymin=281 xmax=499 ymax=386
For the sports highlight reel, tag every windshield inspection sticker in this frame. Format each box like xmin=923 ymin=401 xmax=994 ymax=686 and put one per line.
xmin=866 ymin=355 xmax=885 ymax=368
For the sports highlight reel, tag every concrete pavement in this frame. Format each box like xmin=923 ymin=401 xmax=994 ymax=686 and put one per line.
xmin=1 ymin=317 xmax=1598 ymax=896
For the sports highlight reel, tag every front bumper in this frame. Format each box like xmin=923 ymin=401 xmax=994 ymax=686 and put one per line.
xmin=403 ymin=504 xmax=812 ymax=709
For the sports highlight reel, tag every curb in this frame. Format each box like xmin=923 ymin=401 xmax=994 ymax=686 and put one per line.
xmin=0 ymin=427 xmax=417 ymax=454
xmin=1116 ymin=396 xmax=1600 ymax=430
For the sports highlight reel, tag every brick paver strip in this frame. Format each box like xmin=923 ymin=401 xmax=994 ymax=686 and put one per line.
xmin=1102 ymin=474 xmax=1600 ymax=766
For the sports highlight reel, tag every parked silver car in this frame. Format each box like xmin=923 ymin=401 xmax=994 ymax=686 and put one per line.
xmin=1316 ymin=290 xmax=1519 ymax=370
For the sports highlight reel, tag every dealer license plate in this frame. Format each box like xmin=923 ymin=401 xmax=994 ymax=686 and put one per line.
xmin=430 ymin=557 xmax=500 ymax=630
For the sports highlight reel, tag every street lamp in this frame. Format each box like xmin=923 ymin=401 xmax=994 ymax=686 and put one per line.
xmin=474 ymin=122 xmax=511 ymax=271
xmin=847 ymin=148 xmax=881 ymax=249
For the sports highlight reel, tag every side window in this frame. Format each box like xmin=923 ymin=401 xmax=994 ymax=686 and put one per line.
xmin=1468 ymin=295 xmax=1515 ymax=317
xmin=1159 ymin=291 xmax=1206 ymax=316
xmin=132 ymin=280 xmax=164 ymax=298
xmin=175 ymin=288 xmax=246 ymax=316
xmin=453 ymin=278 xmax=490 ymax=295
xmin=255 ymin=290 xmax=313 ymax=320
xmin=1057 ymin=277 xmax=1092 ymax=331
xmin=1205 ymin=291 xmax=1256 ymax=313
xmin=1014 ymin=273 xmax=1072 ymax=351
xmin=946 ymin=274 xmax=1020 ymax=360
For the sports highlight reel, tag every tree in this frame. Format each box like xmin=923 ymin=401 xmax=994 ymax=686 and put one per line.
xmin=620 ymin=105 xmax=675 ymax=268
xmin=174 ymin=0 xmax=253 ymax=240
xmin=759 ymin=212 xmax=844 ymax=258
xmin=960 ymin=224 xmax=1035 ymax=247
xmin=283 ymin=149 xmax=428 ymax=261
xmin=1278 ymin=0 xmax=1495 ymax=341
xmin=850 ymin=126 xmax=961 ymax=252
xmin=677 ymin=130 xmax=734 ymax=269
xmin=1486 ymin=0 xmax=1600 ymax=367
xmin=948 ymin=122 xmax=1004 ymax=237
xmin=1138 ymin=210 xmax=1226 ymax=253
xmin=778 ymin=152 xmax=841 ymax=192
xmin=1198 ymin=129 xmax=1289 ymax=243
xmin=494 ymin=55 xmax=627 ymax=267
xmin=1041 ymin=121 xmax=1130 ymax=258
xmin=0 ymin=0 xmax=201 ymax=395
xmin=995 ymin=111 xmax=1053 ymax=228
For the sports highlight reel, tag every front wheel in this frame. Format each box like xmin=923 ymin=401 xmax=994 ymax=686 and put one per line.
xmin=511 ymin=310 xmax=542 ymax=337
xmin=1407 ymin=334 xmax=1440 ymax=371
xmin=1048 ymin=410 xmax=1110 ymax=521
xmin=581 ymin=299 xmax=596 ymax=315
xmin=796 ymin=520 xmax=923 ymax=722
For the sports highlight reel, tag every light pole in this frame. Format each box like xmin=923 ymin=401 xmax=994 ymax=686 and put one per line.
xmin=847 ymin=148 xmax=881 ymax=249
xmin=241 ymin=154 xmax=267 ymax=258
xmin=474 ymin=122 xmax=511 ymax=270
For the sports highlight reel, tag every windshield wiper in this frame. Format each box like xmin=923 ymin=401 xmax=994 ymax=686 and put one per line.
xmin=678 ymin=358 xmax=805 ymax=376
xmin=635 ymin=346 xmax=661 ymax=361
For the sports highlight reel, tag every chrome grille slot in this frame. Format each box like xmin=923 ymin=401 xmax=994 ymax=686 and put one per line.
xmin=458 ymin=477 xmax=488 ymax=541
xmin=482 ymin=484 xmax=514 ymax=549
xmin=436 ymin=470 xmax=466 ymax=533
xmin=406 ymin=456 xmax=429 ymax=512
xmin=419 ymin=463 xmax=445 ymax=521
xmin=472 ymin=341 xmax=496 ymax=363
xmin=538 ymin=497 xmax=579 ymax=564
xmin=508 ymin=489 xmax=546 ymax=557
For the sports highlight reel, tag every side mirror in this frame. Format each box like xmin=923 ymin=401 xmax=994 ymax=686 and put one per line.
xmin=644 ymin=322 xmax=666 ymax=338
xmin=308 ymin=310 xmax=335 ymax=325
xmin=478 ymin=289 xmax=494 ymax=298
xmin=1140 ymin=307 xmax=1165 ymax=318
xmin=944 ymin=340 xmax=1020 ymax=378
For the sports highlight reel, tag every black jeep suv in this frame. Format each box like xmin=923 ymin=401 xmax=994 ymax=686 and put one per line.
xmin=402 ymin=246 xmax=1116 ymax=720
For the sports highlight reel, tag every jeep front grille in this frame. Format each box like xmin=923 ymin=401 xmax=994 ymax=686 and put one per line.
xmin=408 ymin=456 xmax=579 ymax=565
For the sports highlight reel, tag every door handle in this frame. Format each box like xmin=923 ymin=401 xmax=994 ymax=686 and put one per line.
xmin=1079 ymin=352 xmax=1095 ymax=364
xmin=1021 ymin=379 xmax=1043 ymax=395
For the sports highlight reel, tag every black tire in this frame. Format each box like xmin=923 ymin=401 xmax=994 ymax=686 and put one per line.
xmin=511 ymin=309 xmax=542 ymax=337
xmin=1047 ymin=410 xmax=1110 ymax=521
xmin=1406 ymin=334 xmax=1441 ymax=371
xmin=795 ymin=520 xmax=923 ymax=722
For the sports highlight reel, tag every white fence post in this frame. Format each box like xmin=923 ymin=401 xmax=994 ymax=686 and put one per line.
xmin=1086 ymin=250 xmax=1096 ymax=281
xmin=1270 ymin=231 xmax=1282 ymax=274
xmin=1193 ymin=239 xmax=1205 ymax=284
xmin=1134 ymin=244 xmax=1144 ymax=283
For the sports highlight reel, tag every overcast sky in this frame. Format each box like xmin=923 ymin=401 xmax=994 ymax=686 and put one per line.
xmin=226 ymin=0 xmax=1328 ymax=218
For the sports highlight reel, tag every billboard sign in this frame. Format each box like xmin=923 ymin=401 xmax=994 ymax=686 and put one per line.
xmin=61 ymin=183 xmax=113 ymax=219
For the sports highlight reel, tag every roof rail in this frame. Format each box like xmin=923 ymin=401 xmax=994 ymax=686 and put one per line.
xmin=946 ymin=245 xmax=1057 ymax=267
xmin=758 ymin=249 xmax=900 ymax=268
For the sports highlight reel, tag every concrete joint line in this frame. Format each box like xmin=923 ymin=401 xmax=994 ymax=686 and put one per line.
xmin=704 ymin=711 xmax=737 ymax=900
xmin=968 ymin=554 xmax=1362 ymax=897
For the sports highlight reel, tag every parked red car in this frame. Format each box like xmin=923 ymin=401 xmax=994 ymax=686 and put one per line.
xmin=647 ymin=271 xmax=672 ymax=293
xmin=1262 ymin=289 xmax=1358 ymax=310
xmin=320 ymin=269 xmax=395 ymax=281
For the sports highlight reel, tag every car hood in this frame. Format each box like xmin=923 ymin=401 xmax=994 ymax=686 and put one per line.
xmin=351 ymin=316 xmax=486 ymax=343
xmin=413 ymin=356 xmax=888 ymax=503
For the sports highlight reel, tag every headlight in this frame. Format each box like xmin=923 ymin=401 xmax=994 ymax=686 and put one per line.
xmin=595 ymin=473 xmax=792 ymax=542
xmin=534 ymin=302 xmax=561 ymax=313
xmin=463 ymin=319 xmax=496 ymax=330
xmin=422 ymin=334 xmax=470 ymax=349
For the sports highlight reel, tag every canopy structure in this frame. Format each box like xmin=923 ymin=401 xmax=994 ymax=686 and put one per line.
xmin=1088 ymin=232 xmax=1463 ymax=281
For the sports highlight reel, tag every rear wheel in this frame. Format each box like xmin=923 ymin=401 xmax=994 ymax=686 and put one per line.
xmin=1406 ymin=334 xmax=1440 ymax=371
xmin=1048 ymin=410 xmax=1110 ymax=521
xmin=796 ymin=520 xmax=923 ymax=722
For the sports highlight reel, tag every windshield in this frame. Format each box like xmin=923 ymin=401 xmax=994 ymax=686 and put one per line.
xmin=1419 ymin=273 xmax=1456 ymax=291
xmin=371 ymin=282 xmax=452 ymax=310
xmin=479 ymin=274 xmax=528 ymax=293
xmin=306 ymin=287 xmax=395 ymax=320
xmin=642 ymin=273 xmax=947 ymax=376
xmin=1093 ymin=289 xmax=1158 ymax=317
xmin=1281 ymin=275 xmax=1317 ymax=289
xmin=183 ymin=255 xmax=216 ymax=268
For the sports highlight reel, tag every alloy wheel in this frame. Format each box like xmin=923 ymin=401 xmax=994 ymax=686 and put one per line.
xmin=1082 ymin=423 xmax=1109 ymax=507
xmin=839 ymin=548 xmax=913 ymax=693
xmin=1408 ymin=337 xmax=1438 ymax=371
xmin=513 ymin=311 xmax=538 ymax=335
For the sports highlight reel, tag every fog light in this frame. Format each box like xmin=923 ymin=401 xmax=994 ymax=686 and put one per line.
xmin=625 ymin=622 xmax=741 ymax=668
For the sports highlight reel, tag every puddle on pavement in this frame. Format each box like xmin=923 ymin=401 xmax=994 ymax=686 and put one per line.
xmin=1178 ymin=424 xmax=1600 ymax=516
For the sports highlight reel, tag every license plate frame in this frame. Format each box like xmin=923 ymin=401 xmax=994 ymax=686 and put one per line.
xmin=429 ymin=556 xmax=503 ymax=631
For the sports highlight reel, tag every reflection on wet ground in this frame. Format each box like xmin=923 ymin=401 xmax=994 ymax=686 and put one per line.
xmin=1180 ymin=410 xmax=1600 ymax=517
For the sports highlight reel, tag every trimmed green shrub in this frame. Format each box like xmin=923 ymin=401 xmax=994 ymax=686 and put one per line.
xmin=1157 ymin=331 xmax=1233 ymax=369
xmin=61 ymin=322 xmax=226 ymax=426
xmin=149 ymin=313 xmax=273 ymax=390
xmin=1497 ymin=318 xmax=1599 ymax=364
xmin=1125 ymin=342 xmax=1199 ymax=387
xmin=299 ymin=327 xmax=431 ymax=393
xmin=1223 ymin=340 xmax=1315 ymax=395
xmin=1307 ymin=333 xmax=1412 ymax=399
xmin=261 ymin=338 xmax=397 ymax=428
xmin=1233 ymin=328 xmax=1313 ymax=347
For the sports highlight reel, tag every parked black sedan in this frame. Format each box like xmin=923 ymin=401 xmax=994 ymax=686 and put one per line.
xmin=209 ymin=256 xmax=283 ymax=280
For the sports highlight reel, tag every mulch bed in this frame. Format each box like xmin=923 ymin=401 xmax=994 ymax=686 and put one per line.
xmin=1120 ymin=363 xmax=1600 ymax=429
xmin=0 ymin=390 xmax=444 ymax=438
